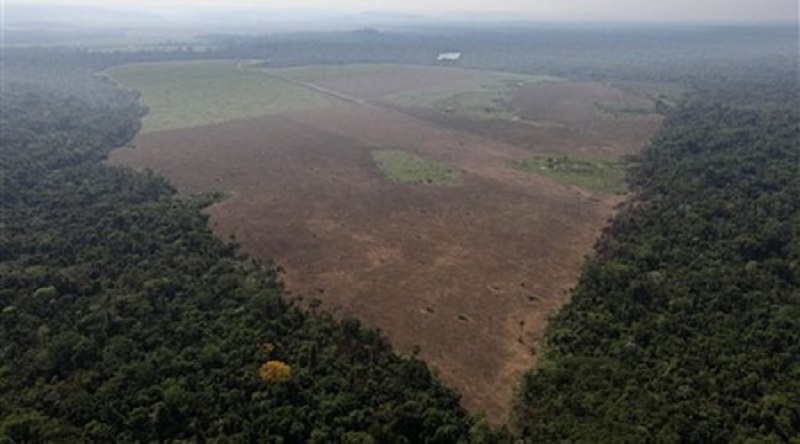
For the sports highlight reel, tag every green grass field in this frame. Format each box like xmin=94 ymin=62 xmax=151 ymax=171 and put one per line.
xmin=105 ymin=60 xmax=334 ymax=133
xmin=512 ymin=155 xmax=628 ymax=194
xmin=371 ymin=149 xmax=459 ymax=185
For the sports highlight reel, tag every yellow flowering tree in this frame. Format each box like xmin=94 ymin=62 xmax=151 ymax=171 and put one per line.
xmin=258 ymin=360 xmax=292 ymax=383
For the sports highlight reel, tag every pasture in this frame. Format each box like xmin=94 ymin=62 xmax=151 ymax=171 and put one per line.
xmin=106 ymin=60 xmax=334 ymax=133
xmin=107 ymin=60 xmax=662 ymax=422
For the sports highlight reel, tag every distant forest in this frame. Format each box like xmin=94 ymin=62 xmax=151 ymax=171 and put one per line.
xmin=2 ymin=25 xmax=798 ymax=442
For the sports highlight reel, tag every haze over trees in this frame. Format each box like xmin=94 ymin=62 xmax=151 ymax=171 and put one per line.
xmin=1 ymin=15 xmax=798 ymax=443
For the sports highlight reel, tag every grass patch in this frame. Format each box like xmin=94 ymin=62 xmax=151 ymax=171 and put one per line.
xmin=371 ymin=149 xmax=459 ymax=185
xmin=105 ymin=60 xmax=334 ymax=133
xmin=512 ymin=155 xmax=628 ymax=194
xmin=434 ymin=89 xmax=517 ymax=120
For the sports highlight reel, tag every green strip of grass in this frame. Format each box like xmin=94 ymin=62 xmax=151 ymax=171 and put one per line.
xmin=105 ymin=60 xmax=334 ymax=133
xmin=371 ymin=149 xmax=459 ymax=185
xmin=512 ymin=155 xmax=628 ymax=194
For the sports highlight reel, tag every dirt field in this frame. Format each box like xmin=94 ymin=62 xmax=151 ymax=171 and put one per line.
xmin=108 ymin=63 xmax=661 ymax=423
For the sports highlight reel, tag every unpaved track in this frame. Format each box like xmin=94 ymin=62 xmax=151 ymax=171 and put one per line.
xmin=262 ymin=70 xmax=367 ymax=106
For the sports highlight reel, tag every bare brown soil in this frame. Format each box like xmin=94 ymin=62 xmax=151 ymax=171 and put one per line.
xmin=512 ymin=81 xmax=663 ymax=151
xmin=108 ymin=72 xmax=660 ymax=424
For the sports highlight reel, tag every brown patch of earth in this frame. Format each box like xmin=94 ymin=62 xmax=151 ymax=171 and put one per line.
xmin=109 ymin=83 xmax=658 ymax=423
xmin=512 ymin=81 xmax=663 ymax=149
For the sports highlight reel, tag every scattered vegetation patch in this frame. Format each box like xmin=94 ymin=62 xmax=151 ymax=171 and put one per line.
xmin=512 ymin=156 xmax=628 ymax=194
xmin=389 ymin=72 xmax=555 ymax=122
xmin=371 ymin=149 xmax=459 ymax=185
xmin=434 ymin=88 xmax=517 ymax=120
xmin=592 ymin=100 xmax=655 ymax=117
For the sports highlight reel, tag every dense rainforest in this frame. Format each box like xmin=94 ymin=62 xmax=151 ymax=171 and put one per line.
xmin=516 ymin=64 xmax=800 ymax=441
xmin=0 ymin=62 xmax=499 ymax=443
xmin=2 ymin=25 xmax=798 ymax=442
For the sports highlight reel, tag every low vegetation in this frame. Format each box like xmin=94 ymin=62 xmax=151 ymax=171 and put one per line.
xmin=371 ymin=149 xmax=459 ymax=185
xmin=388 ymin=73 xmax=553 ymax=122
xmin=434 ymin=89 xmax=517 ymax=120
xmin=512 ymin=156 xmax=628 ymax=194
xmin=106 ymin=60 xmax=333 ymax=133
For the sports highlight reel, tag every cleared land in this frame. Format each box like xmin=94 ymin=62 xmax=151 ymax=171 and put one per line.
xmin=107 ymin=61 xmax=662 ymax=423
xmin=511 ymin=81 xmax=660 ymax=147
xmin=106 ymin=60 xmax=334 ymax=133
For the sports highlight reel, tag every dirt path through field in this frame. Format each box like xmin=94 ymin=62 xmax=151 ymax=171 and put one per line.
xmin=262 ymin=70 xmax=368 ymax=106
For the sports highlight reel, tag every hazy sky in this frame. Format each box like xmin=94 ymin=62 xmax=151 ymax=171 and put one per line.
xmin=8 ymin=0 xmax=799 ymax=23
